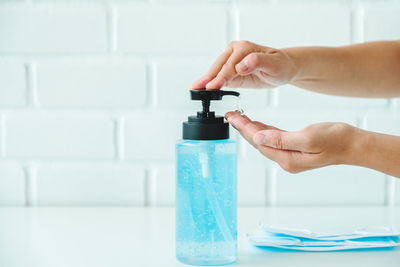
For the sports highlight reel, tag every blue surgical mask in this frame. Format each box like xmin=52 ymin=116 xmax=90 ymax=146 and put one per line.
xmin=247 ymin=224 xmax=400 ymax=251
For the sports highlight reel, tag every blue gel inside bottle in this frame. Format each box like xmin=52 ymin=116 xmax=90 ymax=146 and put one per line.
xmin=176 ymin=139 xmax=237 ymax=266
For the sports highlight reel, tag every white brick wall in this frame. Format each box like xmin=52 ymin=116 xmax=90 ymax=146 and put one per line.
xmin=155 ymin=58 xmax=211 ymax=110
xmin=275 ymin=166 xmax=386 ymax=206
xmin=0 ymin=162 xmax=25 ymax=205
xmin=5 ymin=112 xmax=115 ymax=159
xmin=124 ymin=111 xmax=185 ymax=160
xmin=151 ymin=164 xmax=175 ymax=206
xmin=0 ymin=62 xmax=26 ymax=107
xmin=35 ymin=164 xmax=145 ymax=206
xmin=238 ymin=2 xmax=351 ymax=48
xmin=36 ymin=59 xmax=147 ymax=108
xmin=117 ymin=4 xmax=228 ymax=54
xmin=277 ymin=85 xmax=388 ymax=109
xmin=363 ymin=3 xmax=400 ymax=42
xmin=237 ymin=163 xmax=269 ymax=206
xmin=0 ymin=4 xmax=107 ymax=53
xmin=0 ymin=0 xmax=399 ymax=207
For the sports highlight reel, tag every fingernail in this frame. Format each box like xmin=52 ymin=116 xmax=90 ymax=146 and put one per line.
xmin=191 ymin=77 xmax=207 ymax=89
xmin=226 ymin=111 xmax=243 ymax=128
xmin=253 ymin=132 xmax=266 ymax=145
xmin=236 ymin=61 xmax=248 ymax=72
xmin=225 ymin=110 xmax=239 ymax=120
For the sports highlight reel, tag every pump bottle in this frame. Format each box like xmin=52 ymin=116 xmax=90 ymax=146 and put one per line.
xmin=175 ymin=90 xmax=239 ymax=266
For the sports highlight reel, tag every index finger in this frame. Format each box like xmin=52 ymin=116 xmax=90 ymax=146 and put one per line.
xmin=225 ymin=111 xmax=276 ymax=147
xmin=190 ymin=47 xmax=233 ymax=89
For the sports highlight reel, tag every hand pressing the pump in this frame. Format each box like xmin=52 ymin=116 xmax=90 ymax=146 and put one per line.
xmin=190 ymin=40 xmax=297 ymax=89
xmin=225 ymin=111 xmax=359 ymax=173
xmin=191 ymin=40 xmax=400 ymax=177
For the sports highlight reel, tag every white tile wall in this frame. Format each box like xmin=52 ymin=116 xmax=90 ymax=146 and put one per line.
xmin=275 ymin=165 xmax=386 ymax=206
xmin=363 ymin=3 xmax=400 ymax=42
xmin=364 ymin=113 xmax=400 ymax=136
xmin=0 ymin=4 xmax=107 ymax=53
xmin=152 ymin=164 xmax=175 ymax=206
xmin=0 ymin=162 xmax=25 ymax=205
xmin=395 ymin=179 xmax=400 ymax=205
xmin=35 ymin=164 xmax=145 ymax=206
xmin=124 ymin=111 xmax=185 ymax=160
xmin=117 ymin=4 xmax=228 ymax=54
xmin=36 ymin=59 xmax=147 ymax=108
xmin=238 ymin=3 xmax=351 ymax=48
xmin=0 ymin=62 xmax=26 ymax=107
xmin=237 ymin=163 xmax=268 ymax=206
xmin=5 ymin=112 xmax=115 ymax=159
xmin=155 ymin=58 xmax=210 ymax=110
xmin=277 ymin=85 xmax=388 ymax=110
xmin=0 ymin=0 xmax=398 ymax=207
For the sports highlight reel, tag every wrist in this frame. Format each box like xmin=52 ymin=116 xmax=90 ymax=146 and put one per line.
xmin=281 ymin=47 xmax=306 ymax=83
xmin=343 ymin=126 xmax=372 ymax=167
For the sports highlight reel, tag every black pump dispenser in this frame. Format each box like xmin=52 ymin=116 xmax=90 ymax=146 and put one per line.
xmin=182 ymin=90 xmax=240 ymax=140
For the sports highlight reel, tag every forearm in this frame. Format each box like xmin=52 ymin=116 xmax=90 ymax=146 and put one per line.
xmin=347 ymin=128 xmax=400 ymax=178
xmin=283 ymin=41 xmax=400 ymax=98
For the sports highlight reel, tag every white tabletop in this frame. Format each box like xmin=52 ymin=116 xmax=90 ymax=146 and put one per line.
xmin=0 ymin=206 xmax=399 ymax=267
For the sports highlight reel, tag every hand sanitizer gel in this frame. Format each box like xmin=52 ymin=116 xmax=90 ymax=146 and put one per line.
xmin=176 ymin=90 xmax=239 ymax=266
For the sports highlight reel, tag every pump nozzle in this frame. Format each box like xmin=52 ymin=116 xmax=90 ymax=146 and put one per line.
xmin=190 ymin=90 xmax=240 ymax=118
xmin=190 ymin=90 xmax=240 ymax=101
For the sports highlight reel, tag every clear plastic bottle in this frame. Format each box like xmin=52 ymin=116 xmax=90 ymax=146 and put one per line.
xmin=175 ymin=90 xmax=238 ymax=266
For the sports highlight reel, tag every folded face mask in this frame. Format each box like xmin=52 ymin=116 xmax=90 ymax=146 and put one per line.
xmin=247 ymin=223 xmax=400 ymax=251
xmin=259 ymin=223 xmax=400 ymax=241
xmin=247 ymin=234 xmax=400 ymax=251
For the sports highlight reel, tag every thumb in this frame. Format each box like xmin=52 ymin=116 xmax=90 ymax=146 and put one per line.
xmin=253 ymin=129 xmax=310 ymax=152
xmin=235 ymin=52 xmax=277 ymax=75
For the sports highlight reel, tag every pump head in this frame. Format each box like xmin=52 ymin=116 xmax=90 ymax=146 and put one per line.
xmin=182 ymin=89 xmax=240 ymax=140
xmin=190 ymin=90 xmax=240 ymax=118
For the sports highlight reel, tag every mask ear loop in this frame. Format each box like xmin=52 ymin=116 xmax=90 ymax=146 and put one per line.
xmin=355 ymin=226 xmax=397 ymax=235
xmin=248 ymin=234 xmax=301 ymax=246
